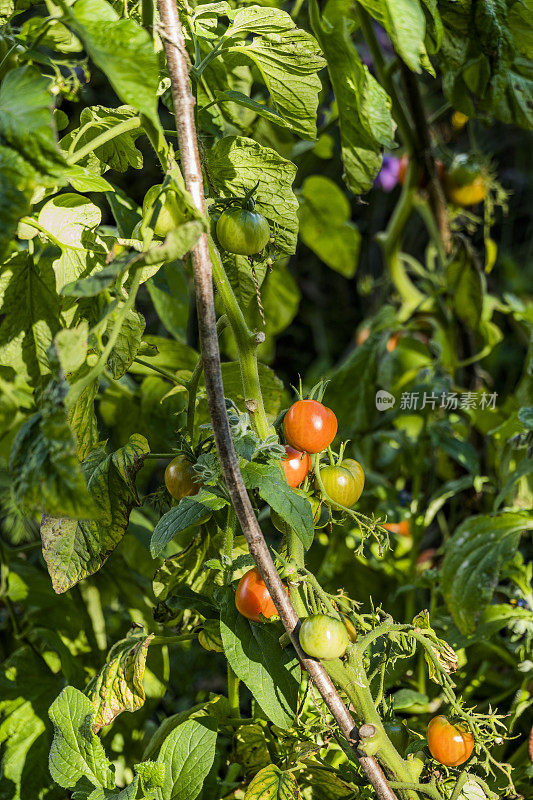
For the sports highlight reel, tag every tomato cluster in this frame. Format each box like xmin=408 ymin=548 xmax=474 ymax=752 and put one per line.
xmin=397 ymin=152 xmax=487 ymax=207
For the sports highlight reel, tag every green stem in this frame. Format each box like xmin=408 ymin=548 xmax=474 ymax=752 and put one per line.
xmin=134 ymin=357 xmax=188 ymax=385
xmin=143 ymin=452 xmax=179 ymax=459
xmin=150 ymin=633 xmax=197 ymax=646
xmin=67 ymin=116 xmax=142 ymax=165
xmin=286 ymin=529 xmax=308 ymax=618
xmin=19 ymin=217 xmax=64 ymax=250
xmin=67 ymin=269 xmax=143 ymax=407
xmin=300 ymin=570 xmax=340 ymax=619
xmin=449 ymin=771 xmax=468 ymax=800
xmin=388 ymin=783 xmax=442 ymax=800
xmin=209 ymin=238 xmax=270 ymax=438
xmin=227 ymin=665 xmax=240 ymax=716
xmin=142 ymin=0 xmax=153 ymax=29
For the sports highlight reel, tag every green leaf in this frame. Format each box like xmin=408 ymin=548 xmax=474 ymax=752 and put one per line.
xmin=67 ymin=368 xmax=99 ymax=461
xmin=220 ymin=588 xmax=301 ymax=729
xmin=227 ymin=7 xmax=325 ymax=138
xmin=0 ymin=65 xmax=66 ymax=178
xmin=206 ymin=136 xmax=298 ymax=255
xmin=150 ymin=490 xmax=228 ymax=557
xmin=298 ymin=176 xmax=361 ymax=276
xmin=429 ymin=424 xmax=479 ymax=475
xmin=0 ymin=250 xmax=60 ymax=383
xmin=87 ymin=778 xmax=139 ymax=800
xmin=327 ymin=334 xmax=381 ymax=433
xmin=441 ymin=513 xmax=533 ymax=634
xmin=40 ymin=433 xmax=150 ymax=592
xmin=48 ymin=686 xmax=114 ymax=790
xmin=214 ymin=90 xmax=292 ymax=128
xmin=357 ymin=0 xmax=429 ymax=73
xmin=60 ymin=106 xmax=142 ymax=175
xmin=446 ymin=249 xmax=484 ymax=330
xmin=86 ymin=627 xmax=154 ymax=733
xmin=0 ymin=646 xmax=64 ymax=800
xmin=54 ymin=321 xmax=89 ymax=375
xmin=310 ymin=0 xmax=395 ymax=193
xmin=493 ymin=457 xmax=533 ymax=510
xmin=245 ymin=765 xmax=300 ymax=800
xmin=128 ymin=335 xmax=198 ymax=374
xmin=157 ymin=718 xmax=218 ymax=800
xmin=240 ymin=462 xmax=314 ymax=549
xmin=37 ymin=193 xmax=106 ymax=294
xmin=9 ymin=377 xmax=96 ymax=519
xmin=69 ymin=0 xmax=159 ymax=123
xmin=146 ymin=261 xmax=190 ymax=342
xmin=0 ymin=145 xmax=35 ymax=258
xmin=107 ymin=308 xmax=145 ymax=378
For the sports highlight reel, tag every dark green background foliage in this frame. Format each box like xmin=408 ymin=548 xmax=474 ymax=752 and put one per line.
xmin=0 ymin=0 xmax=532 ymax=799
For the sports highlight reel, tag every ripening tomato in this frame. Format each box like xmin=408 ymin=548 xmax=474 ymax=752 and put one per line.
xmin=299 ymin=614 xmax=349 ymax=660
xmin=283 ymin=399 xmax=337 ymax=454
xmin=164 ymin=456 xmax=199 ymax=500
xmin=383 ymin=520 xmax=410 ymax=537
xmin=216 ymin=208 xmax=270 ymax=255
xmin=340 ymin=458 xmax=365 ymax=502
xmin=235 ymin=568 xmax=284 ymax=622
xmin=427 ymin=715 xmax=474 ymax=766
xmin=143 ymin=184 xmax=188 ymax=236
xmin=282 ymin=445 xmax=311 ymax=488
xmin=451 ymin=110 xmax=468 ymax=130
xmin=445 ymin=174 xmax=486 ymax=206
xmin=317 ymin=465 xmax=360 ymax=507
xmin=342 ymin=615 xmax=358 ymax=643
xmin=387 ymin=333 xmax=400 ymax=352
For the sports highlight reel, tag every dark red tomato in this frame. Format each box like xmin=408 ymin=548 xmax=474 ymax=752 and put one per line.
xmin=318 ymin=465 xmax=359 ymax=507
xmin=283 ymin=399 xmax=337 ymax=454
xmin=427 ymin=715 xmax=474 ymax=766
xmin=235 ymin=568 xmax=283 ymax=622
xmin=282 ymin=445 xmax=311 ymax=488
xmin=164 ymin=456 xmax=199 ymax=500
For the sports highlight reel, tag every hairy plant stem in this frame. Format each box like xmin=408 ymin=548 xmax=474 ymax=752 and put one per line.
xmin=156 ymin=1 xmax=399 ymax=796
xmin=134 ymin=357 xmax=188 ymax=386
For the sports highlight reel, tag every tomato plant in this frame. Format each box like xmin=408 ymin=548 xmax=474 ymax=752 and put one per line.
xmin=427 ymin=716 xmax=475 ymax=766
xmin=0 ymin=0 xmax=530 ymax=797
xmin=299 ymin=614 xmax=349 ymax=660
xmin=283 ymin=399 xmax=338 ymax=454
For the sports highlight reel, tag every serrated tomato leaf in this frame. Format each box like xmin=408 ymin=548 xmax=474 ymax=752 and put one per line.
xmin=40 ymin=434 xmax=150 ymax=592
xmin=441 ymin=513 xmax=533 ymax=634
xmin=150 ymin=491 xmax=228 ymax=557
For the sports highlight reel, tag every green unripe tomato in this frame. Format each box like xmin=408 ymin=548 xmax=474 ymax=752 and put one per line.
xmin=143 ymin=184 xmax=188 ymax=237
xmin=299 ymin=614 xmax=349 ymax=660
xmin=317 ymin=465 xmax=360 ymax=507
xmin=216 ymin=208 xmax=270 ymax=256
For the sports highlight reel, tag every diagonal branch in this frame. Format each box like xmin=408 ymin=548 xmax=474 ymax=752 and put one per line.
xmin=156 ymin=2 xmax=399 ymax=798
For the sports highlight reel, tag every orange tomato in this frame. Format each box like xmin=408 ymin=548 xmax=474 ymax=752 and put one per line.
xmin=281 ymin=445 xmax=311 ymax=488
xmin=383 ymin=520 xmax=411 ymax=537
xmin=427 ymin=715 xmax=474 ymax=766
xmin=235 ymin=568 xmax=284 ymax=623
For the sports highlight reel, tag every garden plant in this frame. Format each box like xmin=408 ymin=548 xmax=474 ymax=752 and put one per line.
xmin=0 ymin=0 xmax=532 ymax=799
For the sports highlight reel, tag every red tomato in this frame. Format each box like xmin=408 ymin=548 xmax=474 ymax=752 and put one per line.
xmin=283 ymin=400 xmax=338 ymax=454
xmin=386 ymin=333 xmax=400 ymax=352
xmin=281 ymin=445 xmax=311 ymax=488
xmin=235 ymin=568 xmax=283 ymax=622
xmin=383 ymin=520 xmax=410 ymax=537
xmin=164 ymin=456 xmax=199 ymax=500
xmin=427 ymin=716 xmax=474 ymax=766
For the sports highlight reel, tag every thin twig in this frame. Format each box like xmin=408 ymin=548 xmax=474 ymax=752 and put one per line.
xmin=156 ymin=2 xmax=399 ymax=797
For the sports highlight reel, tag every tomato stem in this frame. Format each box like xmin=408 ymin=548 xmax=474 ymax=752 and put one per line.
xmin=227 ymin=665 xmax=240 ymax=717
